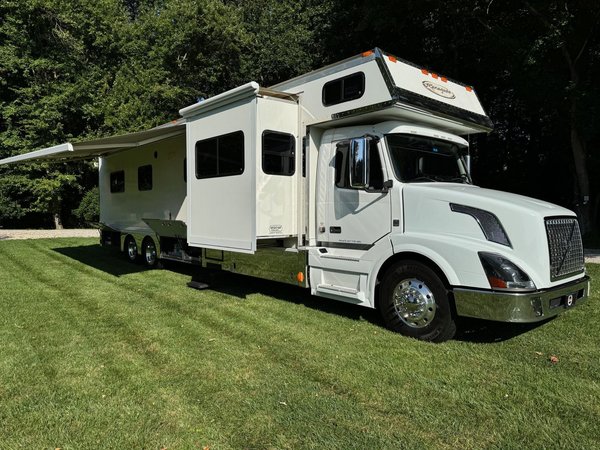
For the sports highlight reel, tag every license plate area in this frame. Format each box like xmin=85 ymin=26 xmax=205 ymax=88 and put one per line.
xmin=563 ymin=292 xmax=577 ymax=308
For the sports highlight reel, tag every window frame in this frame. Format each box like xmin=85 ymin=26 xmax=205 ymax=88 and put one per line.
xmin=322 ymin=72 xmax=366 ymax=106
xmin=110 ymin=170 xmax=125 ymax=193
xmin=137 ymin=164 xmax=153 ymax=191
xmin=334 ymin=137 xmax=384 ymax=192
xmin=261 ymin=130 xmax=296 ymax=176
xmin=195 ymin=130 xmax=245 ymax=179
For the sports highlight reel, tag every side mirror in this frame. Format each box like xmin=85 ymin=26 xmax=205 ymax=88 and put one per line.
xmin=349 ymin=137 xmax=369 ymax=188
xmin=464 ymin=154 xmax=471 ymax=176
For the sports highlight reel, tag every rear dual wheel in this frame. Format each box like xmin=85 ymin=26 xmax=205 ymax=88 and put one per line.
xmin=125 ymin=236 xmax=158 ymax=268
xmin=142 ymin=238 xmax=158 ymax=268
xmin=379 ymin=260 xmax=456 ymax=342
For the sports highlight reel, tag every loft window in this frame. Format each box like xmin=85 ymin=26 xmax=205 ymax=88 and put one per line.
xmin=322 ymin=72 xmax=365 ymax=106
xmin=138 ymin=165 xmax=152 ymax=191
xmin=110 ymin=170 xmax=125 ymax=193
xmin=195 ymin=131 xmax=244 ymax=179
xmin=262 ymin=131 xmax=295 ymax=176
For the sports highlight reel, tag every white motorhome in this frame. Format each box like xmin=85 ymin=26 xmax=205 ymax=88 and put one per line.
xmin=0 ymin=48 xmax=589 ymax=341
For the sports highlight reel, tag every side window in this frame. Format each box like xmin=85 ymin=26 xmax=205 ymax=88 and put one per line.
xmin=110 ymin=170 xmax=125 ymax=193
xmin=183 ymin=158 xmax=187 ymax=183
xmin=138 ymin=165 xmax=152 ymax=191
xmin=334 ymin=139 xmax=383 ymax=190
xmin=322 ymin=72 xmax=365 ymax=106
xmin=262 ymin=131 xmax=295 ymax=176
xmin=195 ymin=131 xmax=244 ymax=179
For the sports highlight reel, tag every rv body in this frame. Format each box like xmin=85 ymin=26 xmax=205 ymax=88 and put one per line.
xmin=1 ymin=49 xmax=589 ymax=341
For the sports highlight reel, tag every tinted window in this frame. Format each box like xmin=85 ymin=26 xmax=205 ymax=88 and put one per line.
xmin=262 ymin=131 xmax=295 ymax=176
xmin=110 ymin=170 xmax=125 ymax=193
xmin=322 ymin=72 xmax=365 ymax=106
xmin=334 ymin=139 xmax=383 ymax=190
xmin=195 ymin=131 xmax=244 ymax=179
xmin=138 ymin=165 xmax=152 ymax=191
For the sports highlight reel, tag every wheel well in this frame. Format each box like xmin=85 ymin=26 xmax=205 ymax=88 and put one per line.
xmin=375 ymin=252 xmax=453 ymax=309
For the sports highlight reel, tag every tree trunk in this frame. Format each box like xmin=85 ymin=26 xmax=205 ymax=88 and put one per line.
xmin=569 ymin=102 xmax=591 ymax=234
xmin=53 ymin=213 xmax=63 ymax=230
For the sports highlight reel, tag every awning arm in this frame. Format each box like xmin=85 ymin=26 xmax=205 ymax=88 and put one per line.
xmin=0 ymin=143 xmax=74 ymax=166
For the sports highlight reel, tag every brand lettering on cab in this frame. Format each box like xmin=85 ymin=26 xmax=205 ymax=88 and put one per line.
xmin=422 ymin=81 xmax=456 ymax=99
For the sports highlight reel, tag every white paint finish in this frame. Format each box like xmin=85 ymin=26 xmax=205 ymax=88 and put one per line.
xmin=277 ymin=59 xmax=391 ymax=125
xmin=256 ymin=97 xmax=299 ymax=238
xmin=382 ymin=56 xmax=487 ymax=116
xmin=401 ymin=183 xmax=577 ymax=288
xmin=180 ymin=82 xmax=260 ymax=118
xmin=0 ymin=143 xmax=74 ymax=165
xmin=0 ymin=122 xmax=186 ymax=165
xmin=186 ymin=97 xmax=257 ymax=253
xmin=99 ymin=134 xmax=187 ymax=232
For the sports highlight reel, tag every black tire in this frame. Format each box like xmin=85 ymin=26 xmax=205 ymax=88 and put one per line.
xmin=142 ymin=237 xmax=158 ymax=268
xmin=124 ymin=235 xmax=139 ymax=263
xmin=379 ymin=260 xmax=456 ymax=342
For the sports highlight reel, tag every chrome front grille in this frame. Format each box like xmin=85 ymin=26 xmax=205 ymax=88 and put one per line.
xmin=545 ymin=217 xmax=584 ymax=281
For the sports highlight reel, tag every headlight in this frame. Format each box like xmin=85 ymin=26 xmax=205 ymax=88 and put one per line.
xmin=450 ymin=203 xmax=511 ymax=247
xmin=478 ymin=252 xmax=536 ymax=291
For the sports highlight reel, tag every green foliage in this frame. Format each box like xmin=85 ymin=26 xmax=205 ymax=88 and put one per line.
xmin=0 ymin=0 xmax=598 ymax=229
xmin=72 ymin=186 xmax=100 ymax=224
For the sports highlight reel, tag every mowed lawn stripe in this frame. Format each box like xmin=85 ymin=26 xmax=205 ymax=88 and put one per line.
xmin=0 ymin=238 xmax=599 ymax=449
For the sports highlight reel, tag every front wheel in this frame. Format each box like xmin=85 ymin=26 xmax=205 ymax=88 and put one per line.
xmin=379 ymin=260 xmax=456 ymax=342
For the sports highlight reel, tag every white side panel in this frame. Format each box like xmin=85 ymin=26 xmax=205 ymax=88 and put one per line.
xmin=280 ymin=59 xmax=390 ymax=125
xmin=187 ymin=97 xmax=257 ymax=253
xmin=256 ymin=97 xmax=299 ymax=238
xmin=99 ymin=134 xmax=187 ymax=232
xmin=383 ymin=57 xmax=487 ymax=116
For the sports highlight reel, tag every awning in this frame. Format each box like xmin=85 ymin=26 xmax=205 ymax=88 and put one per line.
xmin=0 ymin=119 xmax=186 ymax=165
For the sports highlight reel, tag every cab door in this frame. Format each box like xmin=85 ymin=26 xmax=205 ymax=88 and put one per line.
xmin=322 ymin=136 xmax=392 ymax=248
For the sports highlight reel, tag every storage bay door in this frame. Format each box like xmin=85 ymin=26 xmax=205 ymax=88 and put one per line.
xmin=186 ymin=97 xmax=257 ymax=253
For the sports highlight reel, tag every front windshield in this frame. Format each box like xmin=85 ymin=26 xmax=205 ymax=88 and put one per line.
xmin=386 ymin=134 xmax=470 ymax=183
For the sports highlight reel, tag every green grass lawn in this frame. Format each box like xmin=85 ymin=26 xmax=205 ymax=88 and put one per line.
xmin=0 ymin=238 xmax=598 ymax=449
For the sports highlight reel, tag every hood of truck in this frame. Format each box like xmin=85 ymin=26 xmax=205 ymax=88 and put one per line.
xmin=401 ymin=183 xmax=579 ymax=288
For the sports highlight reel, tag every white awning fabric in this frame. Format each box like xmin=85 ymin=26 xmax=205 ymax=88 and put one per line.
xmin=0 ymin=119 xmax=186 ymax=165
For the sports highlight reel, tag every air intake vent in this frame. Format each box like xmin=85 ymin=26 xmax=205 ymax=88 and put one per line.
xmin=545 ymin=217 xmax=584 ymax=281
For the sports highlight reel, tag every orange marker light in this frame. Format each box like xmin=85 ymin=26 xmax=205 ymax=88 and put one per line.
xmin=431 ymin=73 xmax=439 ymax=79
xmin=441 ymin=77 xmax=448 ymax=82
xmin=421 ymin=68 xmax=429 ymax=75
xmin=297 ymin=272 xmax=305 ymax=284
xmin=388 ymin=55 xmax=397 ymax=63
xmin=362 ymin=50 xmax=374 ymax=57
xmin=466 ymin=86 xmax=473 ymax=92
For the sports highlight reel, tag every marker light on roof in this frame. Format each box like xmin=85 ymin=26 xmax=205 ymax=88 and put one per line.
xmin=362 ymin=50 xmax=374 ymax=57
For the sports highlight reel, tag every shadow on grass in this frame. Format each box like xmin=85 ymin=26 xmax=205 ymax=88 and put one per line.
xmin=53 ymin=244 xmax=151 ymax=277
xmin=454 ymin=316 xmax=553 ymax=343
xmin=52 ymin=243 xmax=544 ymax=343
xmin=188 ymin=265 xmax=384 ymax=327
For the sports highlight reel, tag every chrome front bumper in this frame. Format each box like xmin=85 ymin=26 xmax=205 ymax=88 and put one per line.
xmin=453 ymin=276 xmax=590 ymax=322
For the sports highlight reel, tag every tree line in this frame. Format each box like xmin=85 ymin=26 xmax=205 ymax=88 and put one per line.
xmin=0 ymin=0 xmax=598 ymax=234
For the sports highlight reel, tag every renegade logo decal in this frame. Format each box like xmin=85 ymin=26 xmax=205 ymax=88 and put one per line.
xmin=422 ymin=81 xmax=456 ymax=99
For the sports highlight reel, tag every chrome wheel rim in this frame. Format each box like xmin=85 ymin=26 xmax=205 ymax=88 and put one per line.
xmin=145 ymin=242 xmax=157 ymax=265
xmin=127 ymin=239 xmax=137 ymax=260
xmin=392 ymin=278 xmax=436 ymax=328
